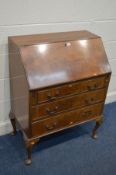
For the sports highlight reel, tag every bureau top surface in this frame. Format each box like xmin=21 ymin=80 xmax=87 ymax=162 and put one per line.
xmin=9 ymin=31 xmax=111 ymax=90
xmin=9 ymin=30 xmax=99 ymax=46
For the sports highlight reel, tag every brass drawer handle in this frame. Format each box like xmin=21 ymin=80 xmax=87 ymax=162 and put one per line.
xmin=87 ymin=84 xmax=99 ymax=90
xmin=47 ymin=90 xmax=61 ymax=100
xmin=45 ymin=122 xmax=57 ymax=130
xmin=46 ymin=106 xmax=59 ymax=115
xmin=47 ymin=92 xmax=52 ymax=100
xmin=82 ymin=110 xmax=92 ymax=117
xmin=85 ymin=97 xmax=95 ymax=105
xmin=105 ymin=76 xmax=110 ymax=82
xmin=55 ymin=89 xmax=60 ymax=97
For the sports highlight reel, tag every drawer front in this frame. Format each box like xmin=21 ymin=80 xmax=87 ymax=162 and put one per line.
xmin=31 ymin=88 xmax=106 ymax=121
xmin=31 ymin=75 xmax=109 ymax=105
xmin=32 ymin=103 xmax=103 ymax=137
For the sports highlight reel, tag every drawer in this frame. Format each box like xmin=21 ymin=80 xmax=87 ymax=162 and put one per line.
xmin=31 ymin=75 xmax=110 ymax=105
xmin=32 ymin=103 xmax=103 ymax=137
xmin=31 ymin=88 xmax=106 ymax=121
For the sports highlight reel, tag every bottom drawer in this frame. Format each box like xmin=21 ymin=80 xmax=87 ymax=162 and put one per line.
xmin=32 ymin=103 xmax=103 ymax=137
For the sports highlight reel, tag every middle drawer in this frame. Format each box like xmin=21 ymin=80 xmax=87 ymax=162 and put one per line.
xmin=31 ymin=88 xmax=106 ymax=121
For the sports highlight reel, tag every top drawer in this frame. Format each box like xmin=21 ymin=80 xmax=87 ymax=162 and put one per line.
xmin=31 ymin=75 xmax=110 ymax=105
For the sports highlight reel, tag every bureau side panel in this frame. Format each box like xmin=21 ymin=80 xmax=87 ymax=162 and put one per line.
xmin=8 ymin=39 xmax=30 ymax=136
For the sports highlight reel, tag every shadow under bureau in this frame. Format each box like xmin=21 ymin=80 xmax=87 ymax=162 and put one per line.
xmin=8 ymin=30 xmax=111 ymax=165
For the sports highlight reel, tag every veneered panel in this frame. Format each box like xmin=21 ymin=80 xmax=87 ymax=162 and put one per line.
xmin=20 ymin=38 xmax=111 ymax=90
xmin=9 ymin=30 xmax=99 ymax=46
xmin=8 ymin=40 xmax=30 ymax=136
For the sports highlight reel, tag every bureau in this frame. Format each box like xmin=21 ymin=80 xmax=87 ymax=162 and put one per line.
xmin=8 ymin=30 xmax=111 ymax=165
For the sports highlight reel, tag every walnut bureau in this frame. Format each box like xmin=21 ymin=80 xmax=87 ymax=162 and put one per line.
xmin=8 ymin=31 xmax=111 ymax=165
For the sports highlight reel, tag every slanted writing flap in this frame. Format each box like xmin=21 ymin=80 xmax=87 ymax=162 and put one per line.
xmin=19 ymin=38 xmax=111 ymax=90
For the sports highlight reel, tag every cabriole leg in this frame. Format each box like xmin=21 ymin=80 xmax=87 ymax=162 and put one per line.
xmin=24 ymin=139 xmax=40 ymax=165
xmin=9 ymin=111 xmax=17 ymax=135
xmin=92 ymin=117 xmax=104 ymax=139
xmin=25 ymin=142 xmax=33 ymax=165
